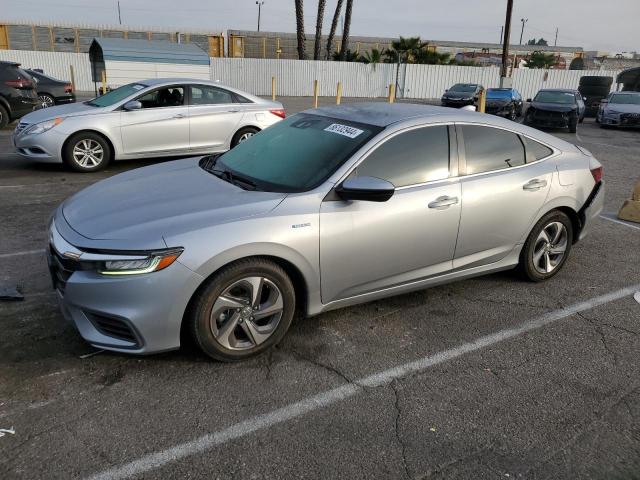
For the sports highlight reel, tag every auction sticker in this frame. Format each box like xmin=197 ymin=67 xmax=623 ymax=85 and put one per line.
xmin=324 ymin=123 xmax=364 ymax=138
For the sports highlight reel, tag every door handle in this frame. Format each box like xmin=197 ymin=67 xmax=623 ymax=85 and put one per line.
xmin=428 ymin=196 xmax=459 ymax=209
xmin=523 ymin=179 xmax=548 ymax=191
xmin=173 ymin=113 xmax=186 ymax=119
xmin=227 ymin=109 xmax=240 ymax=113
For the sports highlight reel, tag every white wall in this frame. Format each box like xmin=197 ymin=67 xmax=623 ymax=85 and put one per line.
xmin=105 ymin=60 xmax=210 ymax=87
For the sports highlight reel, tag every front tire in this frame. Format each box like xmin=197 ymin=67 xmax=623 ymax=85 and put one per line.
xmin=231 ymin=127 xmax=259 ymax=148
xmin=188 ymin=258 xmax=296 ymax=362
xmin=568 ymin=117 xmax=578 ymax=133
xmin=63 ymin=132 xmax=111 ymax=172
xmin=519 ymin=211 xmax=573 ymax=282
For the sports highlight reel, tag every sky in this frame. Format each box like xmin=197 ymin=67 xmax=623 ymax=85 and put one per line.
xmin=0 ymin=0 xmax=638 ymax=53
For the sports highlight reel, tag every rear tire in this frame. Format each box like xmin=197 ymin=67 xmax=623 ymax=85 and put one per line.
xmin=519 ymin=210 xmax=573 ymax=282
xmin=188 ymin=258 xmax=296 ymax=362
xmin=38 ymin=93 xmax=55 ymax=109
xmin=231 ymin=127 xmax=259 ymax=148
xmin=63 ymin=132 xmax=111 ymax=172
xmin=0 ymin=104 xmax=8 ymax=128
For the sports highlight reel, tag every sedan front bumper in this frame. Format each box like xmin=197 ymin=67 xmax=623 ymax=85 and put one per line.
xmin=13 ymin=128 xmax=67 ymax=163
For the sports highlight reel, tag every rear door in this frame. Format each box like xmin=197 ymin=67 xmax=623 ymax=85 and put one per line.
xmin=120 ymin=85 xmax=190 ymax=155
xmin=453 ymin=124 xmax=554 ymax=269
xmin=187 ymin=84 xmax=243 ymax=151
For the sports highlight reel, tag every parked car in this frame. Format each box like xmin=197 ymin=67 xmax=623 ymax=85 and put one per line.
xmin=0 ymin=61 xmax=39 ymax=128
xmin=26 ymin=69 xmax=76 ymax=108
xmin=13 ymin=78 xmax=286 ymax=172
xmin=596 ymin=91 xmax=640 ymax=127
xmin=47 ymin=103 xmax=604 ymax=360
xmin=524 ymin=89 xmax=586 ymax=133
xmin=578 ymin=75 xmax=613 ymax=117
xmin=441 ymin=83 xmax=483 ymax=108
xmin=484 ymin=87 xmax=524 ymax=120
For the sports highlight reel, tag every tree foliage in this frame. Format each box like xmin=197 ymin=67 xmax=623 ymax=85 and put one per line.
xmin=526 ymin=51 xmax=556 ymax=69
xmin=527 ymin=38 xmax=549 ymax=46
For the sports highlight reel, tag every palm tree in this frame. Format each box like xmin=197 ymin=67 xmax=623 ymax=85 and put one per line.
xmin=325 ymin=0 xmax=343 ymax=60
xmin=360 ymin=48 xmax=382 ymax=64
xmin=414 ymin=49 xmax=451 ymax=65
xmin=332 ymin=49 xmax=359 ymax=61
xmin=294 ymin=0 xmax=306 ymax=60
xmin=313 ymin=0 xmax=326 ymax=60
xmin=339 ymin=0 xmax=353 ymax=61
xmin=389 ymin=36 xmax=423 ymax=63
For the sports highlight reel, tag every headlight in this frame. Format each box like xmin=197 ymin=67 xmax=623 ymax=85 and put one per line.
xmin=98 ymin=249 xmax=183 ymax=275
xmin=25 ymin=117 xmax=63 ymax=135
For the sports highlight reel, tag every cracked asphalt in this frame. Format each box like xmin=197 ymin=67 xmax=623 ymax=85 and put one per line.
xmin=1 ymin=97 xmax=640 ymax=480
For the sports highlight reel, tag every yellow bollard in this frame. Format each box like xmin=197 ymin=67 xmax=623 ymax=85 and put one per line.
xmin=271 ymin=76 xmax=276 ymax=101
xmin=388 ymin=84 xmax=396 ymax=103
xmin=313 ymin=79 xmax=319 ymax=108
xmin=618 ymin=180 xmax=640 ymax=223
xmin=477 ymin=88 xmax=486 ymax=113
xmin=336 ymin=81 xmax=342 ymax=105
xmin=101 ymin=70 xmax=106 ymax=95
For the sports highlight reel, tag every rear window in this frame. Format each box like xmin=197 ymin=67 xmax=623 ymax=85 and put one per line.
xmin=461 ymin=125 xmax=525 ymax=174
xmin=523 ymin=137 xmax=553 ymax=162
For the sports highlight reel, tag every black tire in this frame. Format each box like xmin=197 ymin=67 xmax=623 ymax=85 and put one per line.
xmin=519 ymin=210 xmax=573 ymax=282
xmin=188 ymin=258 xmax=296 ymax=362
xmin=0 ymin=104 xmax=8 ymax=128
xmin=62 ymin=132 xmax=111 ymax=172
xmin=578 ymin=85 xmax=610 ymax=97
xmin=579 ymin=76 xmax=613 ymax=87
xmin=38 ymin=93 xmax=55 ymax=109
xmin=231 ymin=126 xmax=260 ymax=148
xmin=507 ymin=105 xmax=517 ymax=121
xmin=568 ymin=119 xmax=577 ymax=133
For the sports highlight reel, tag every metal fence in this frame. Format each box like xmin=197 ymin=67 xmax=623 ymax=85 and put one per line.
xmin=0 ymin=49 xmax=624 ymax=100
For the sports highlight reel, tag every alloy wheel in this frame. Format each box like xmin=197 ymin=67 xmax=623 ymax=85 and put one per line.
xmin=209 ymin=276 xmax=283 ymax=350
xmin=39 ymin=94 xmax=55 ymax=108
xmin=72 ymin=139 xmax=104 ymax=168
xmin=238 ymin=131 xmax=255 ymax=143
xmin=532 ymin=221 xmax=568 ymax=274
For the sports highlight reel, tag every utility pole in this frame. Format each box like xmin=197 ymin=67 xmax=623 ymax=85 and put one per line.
xmin=554 ymin=27 xmax=558 ymax=46
xmin=499 ymin=25 xmax=504 ymax=45
xmin=500 ymin=0 xmax=513 ymax=82
xmin=519 ymin=18 xmax=528 ymax=45
xmin=256 ymin=1 xmax=264 ymax=32
xmin=117 ymin=1 xmax=122 ymax=25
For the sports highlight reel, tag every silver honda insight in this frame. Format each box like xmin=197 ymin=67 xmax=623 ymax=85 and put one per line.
xmin=14 ymin=78 xmax=285 ymax=172
xmin=48 ymin=103 xmax=604 ymax=361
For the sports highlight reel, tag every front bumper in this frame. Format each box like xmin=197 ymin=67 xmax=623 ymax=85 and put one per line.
xmin=13 ymin=128 xmax=67 ymax=163
xmin=578 ymin=181 xmax=605 ymax=241
xmin=600 ymin=113 xmax=640 ymax=127
xmin=48 ymin=220 xmax=203 ymax=354
xmin=441 ymin=98 xmax=474 ymax=108
xmin=526 ymin=113 xmax=571 ymax=128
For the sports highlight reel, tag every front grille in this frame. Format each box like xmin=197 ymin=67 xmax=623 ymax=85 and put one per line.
xmin=532 ymin=110 xmax=565 ymax=120
xmin=86 ymin=312 xmax=140 ymax=345
xmin=620 ymin=113 xmax=640 ymax=125
xmin=15 ymin=121 xmax=30 ymax=135
xmin=48 ymin=246 xmax=80 ymax=294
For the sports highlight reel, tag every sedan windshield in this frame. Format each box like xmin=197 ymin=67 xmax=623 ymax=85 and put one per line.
xmin=609 ymin=94 xmax=640 ymax=105
xmin=214 ymin=113 xmax=381 ymax=192
xmin=487 ymin=88 xmax=512 ymax=99
xmin=534 ymin=91 xmax=576 ymax=104
xmin=450 ymin=84 xmax=477 ymax=93
xmin=86 ymin=83 xmax=148 ymax=107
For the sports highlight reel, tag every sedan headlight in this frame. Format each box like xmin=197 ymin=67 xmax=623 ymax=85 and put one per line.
xmin=98 ymin=249 xmax=183 ymax=275
xmin=25 ymin=117 xmax=63 ymax=135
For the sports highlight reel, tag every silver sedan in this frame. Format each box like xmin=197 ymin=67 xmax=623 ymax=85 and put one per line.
xmin=13 ymin=78 xmax=285 ymax=172
xmin=48 ymin=103 xmax=604 ymax=360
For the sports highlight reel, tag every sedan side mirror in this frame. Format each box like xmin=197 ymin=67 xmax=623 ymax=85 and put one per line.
xmin=123 ymin=100 xmax=142 ymax=111
xmin=335 ymin=176 xmax=395 ymax=202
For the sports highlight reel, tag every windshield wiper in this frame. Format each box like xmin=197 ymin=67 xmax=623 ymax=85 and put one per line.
xmin=201 ymin=156 xmax=258 ymax=190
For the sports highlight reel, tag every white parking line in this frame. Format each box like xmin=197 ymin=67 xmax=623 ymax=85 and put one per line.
xmin=0 ymin=249 xmax=45 ymax=259
xmin=600 ymin=213 xmax=640 ymax=231
xmin=85 ymin=283 xmax=640 ymax=480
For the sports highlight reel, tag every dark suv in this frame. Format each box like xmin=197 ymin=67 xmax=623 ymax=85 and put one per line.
xmin=0 ymin=61 xmax=39 ymax=127
xmin=524 ymin=89 xmax=586 ymax=133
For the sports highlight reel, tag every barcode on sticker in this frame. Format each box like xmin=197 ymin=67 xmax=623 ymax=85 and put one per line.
xmin=324 ymin=124 xmax=364 ymax=138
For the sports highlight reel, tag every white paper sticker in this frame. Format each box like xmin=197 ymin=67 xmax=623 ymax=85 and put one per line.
xmin=324 ymin=123 xmax=364 ymax=139
xmin=132 ymin=85 xmax=145 ymax=90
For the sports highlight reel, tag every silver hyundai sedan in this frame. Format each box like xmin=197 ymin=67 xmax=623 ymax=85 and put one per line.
xmin=48 ymin=103 xmax=604 ymax=361
xmin=13 ymin=78 xmax=285 ymax=172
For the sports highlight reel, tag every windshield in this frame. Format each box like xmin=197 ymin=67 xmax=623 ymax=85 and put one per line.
xmin=487 ymin=88 xmax=512 ymax=99
xmin=609 ymin=94 xmax=640 ymax=105
xmin=534 ymin=91 xmax=576 ymax=104
xmin=87 ymin=83 xmax=148 ymax=107
xmin=450 ymin=84 xmax=477 ymax=93
xmin=214 ymin=113 xmax=382 ymax=192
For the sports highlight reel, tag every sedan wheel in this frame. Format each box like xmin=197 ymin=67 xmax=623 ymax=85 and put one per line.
xmin=189 ymin=258 xmax=295 ymax=361
xmin=231 ymin=127 xmax=260 ymax=148
xmin=39 ymin=94 xmax=55 ymax=109
xmin=238 ymin=131 xmax=255 ymax=143
xmin=63 ymin=132 xmax=111 ymax=172
xmin=73 ymin=139 xmax=104 ymax=169
xmin=520 ymin=211 xmax=573 ymax=282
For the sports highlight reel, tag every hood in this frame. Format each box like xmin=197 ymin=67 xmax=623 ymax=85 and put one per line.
xmin=486 ymin=98 xmax=510 ymax=105
xmin=21 ymin=101 xmax=105 ymax=123
xmin=603 ymin=103 xmax=640 ymax=114
xmin=529 ymin=101 xmax=577 ymax=113
xmin=62 ymin=158 xmax=287 ymax=245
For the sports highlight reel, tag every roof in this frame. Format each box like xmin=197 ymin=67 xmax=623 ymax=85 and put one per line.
xmin=89 ymin=38 xmax=209 ymax=65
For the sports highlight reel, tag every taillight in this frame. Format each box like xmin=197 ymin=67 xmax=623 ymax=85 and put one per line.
xmin=64 ymin=83 xmax=73 ymax=93
xmin=269 ymin=108 xmax=286 ymax=119
xmin=5 ymin=78 xmax=32 ymax=89
xmin=590 ymin=166 xmax=603 ymax=183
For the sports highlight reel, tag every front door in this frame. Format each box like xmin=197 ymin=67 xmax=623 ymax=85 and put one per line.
xmin=188 ymin=84 xmax=243 ymax=151
xmin=320 ymin=124 xmax=461 ymax=303
xmin=120 ymin=85 xmax=190 ymax=155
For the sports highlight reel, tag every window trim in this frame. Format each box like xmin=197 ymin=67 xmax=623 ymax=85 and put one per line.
xmin=454 ymin=122 xmax=559 ymax=179
xmin=336 ymin=122 xmax=458 ymax=190
xmin=123 ymin=84 xmax=187 ymax=111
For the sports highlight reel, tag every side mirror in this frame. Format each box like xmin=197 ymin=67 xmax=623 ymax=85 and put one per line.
xmin=123 ymin=100 xmax=142 ymax=111
xmin=526 ymin=98 xmax=532 ymax=103
xmin=335 ymin=176 xmax=395 ymax=202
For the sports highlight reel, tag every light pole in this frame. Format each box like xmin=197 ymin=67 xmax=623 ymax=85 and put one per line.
xmin=256 ymin=1 xmax=264 ymax=32
xmin=519 ymin=18 xmax=528 ymax=45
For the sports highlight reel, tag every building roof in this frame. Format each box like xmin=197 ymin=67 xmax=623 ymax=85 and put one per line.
xmin=89 ymin=38 xmax=209 ymax=65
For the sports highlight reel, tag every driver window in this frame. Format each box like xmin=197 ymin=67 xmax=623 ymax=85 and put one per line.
xmin=137 ymin=87 xmax=184 ymax=108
